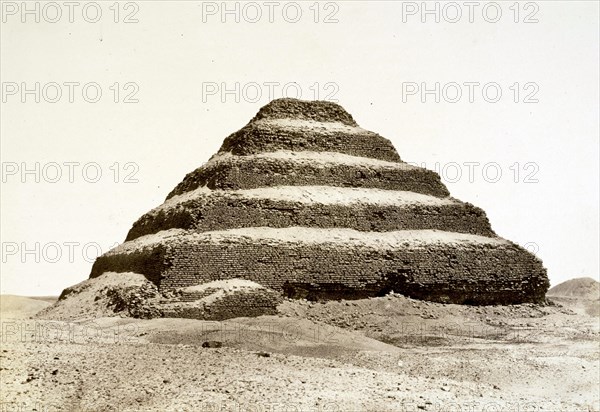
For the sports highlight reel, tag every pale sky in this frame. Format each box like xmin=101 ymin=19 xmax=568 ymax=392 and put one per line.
xmin=1 ymin=1 xmax=598 ymax=296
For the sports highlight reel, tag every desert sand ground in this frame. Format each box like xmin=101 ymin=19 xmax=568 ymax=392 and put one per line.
xmin=1 ymin=293 xmax=598 ymax=411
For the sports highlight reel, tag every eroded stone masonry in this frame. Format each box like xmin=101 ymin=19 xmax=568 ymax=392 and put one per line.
xmin=64 ymin=98 xmax=549 ymax=319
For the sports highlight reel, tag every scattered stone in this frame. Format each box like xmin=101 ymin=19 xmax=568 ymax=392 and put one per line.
xmin=201 ymin=341 xmax=223 ymax=348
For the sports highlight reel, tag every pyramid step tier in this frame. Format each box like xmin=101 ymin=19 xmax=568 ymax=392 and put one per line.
xmin=167 ymin=151 xmax=449 ymax=199
xmin=127 ymin=186 xmax=494 ymax=241
xmin=93 ymin=228 xmax=548 ymax=305
xmin=218 ymin=118 xmax=402 ymax=162
xmin=250 ymin=98 xmax=359 ymax=126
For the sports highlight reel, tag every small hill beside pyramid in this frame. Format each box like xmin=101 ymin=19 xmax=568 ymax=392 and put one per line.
xmin=39 ymin=98 xmax=549 ymax=321
xmin=547 ymin=277 xmax=600 ymax=300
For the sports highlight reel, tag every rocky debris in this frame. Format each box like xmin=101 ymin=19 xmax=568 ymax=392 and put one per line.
xmin=38 ymin=275 xmax=281 ymax=321
xmin=104 ymin=283 xmax=162 ymax=319
xmin=201 ymin=341 xmax=223 ymax=348
xmin=37 ymin=272 xmax=160 ymax=321
xmin=278 ymin=292 xmax=599 ymax=349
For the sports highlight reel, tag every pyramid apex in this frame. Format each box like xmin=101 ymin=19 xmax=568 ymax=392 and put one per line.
xmin=250 ymin=98 xmax=358 ymax=127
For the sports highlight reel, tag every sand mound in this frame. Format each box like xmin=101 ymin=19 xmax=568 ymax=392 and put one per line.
xmin=38 ymin=274 xmax=281 ymax=322
xmin=547 ymin=277 xmax=600 ymax=300
xmin=37 ymin=272 xmax=161 ymax=321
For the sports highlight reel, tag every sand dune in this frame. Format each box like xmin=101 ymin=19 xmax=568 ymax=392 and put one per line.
xmin=0 ymin=295 xmax=54 ymax=319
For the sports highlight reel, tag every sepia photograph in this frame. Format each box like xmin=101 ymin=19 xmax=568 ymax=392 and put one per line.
xmin=1 ymin=1 xmax=599 ymax=411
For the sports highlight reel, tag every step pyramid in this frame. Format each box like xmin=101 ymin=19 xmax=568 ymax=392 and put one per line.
xmin=89 ymin=98 xmax=548 ymax=305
